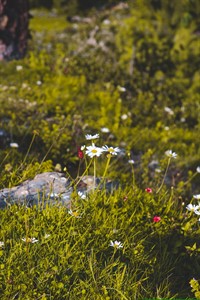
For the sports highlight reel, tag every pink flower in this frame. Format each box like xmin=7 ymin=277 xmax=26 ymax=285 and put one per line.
xmin=77 ymin=147 xmax=84 ymax=159
xmin=145 ymin=188 xmax=152 ymax=193
xmin=153 ymin=216 xmax=161 ymax=223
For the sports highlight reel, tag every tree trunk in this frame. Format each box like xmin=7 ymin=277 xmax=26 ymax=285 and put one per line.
xmin=0 ymin=0 xmax=30 ymax=61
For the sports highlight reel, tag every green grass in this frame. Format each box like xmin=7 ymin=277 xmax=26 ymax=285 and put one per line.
xmin=0 ymin=0 xmax=200 ymax=298
xmin=0 ymin=145 xmax=199 ymax=299
xmin=30 ymin=10 xmax=68 ymax=32
xmin=0 ymin=184 xmax=195 ymax=299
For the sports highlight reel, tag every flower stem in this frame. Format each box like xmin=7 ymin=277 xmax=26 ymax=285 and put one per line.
xmin=74 ymin=158 xmax=93 ymax=187
xmin=131 ymin=164 xmax=135 ymax=186
xmin=156 ymin=157 xmax=171 ymax=194
xmin=76 ymin=159 xmax=83 ymax=178
xmin=93 ymin=157 xmax=96 ymax=190
xmin=21 ymin=131 xmax=37 ymax=167
xmin=180 ymin=172 xmax=198 ymax=188
xmin=102 ymin=154 xmax=111 ymax=179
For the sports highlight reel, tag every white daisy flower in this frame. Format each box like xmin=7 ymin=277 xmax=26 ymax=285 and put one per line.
xmin=164 ymin=106 xmax=174 ymax=115
xmin=128 ymin=159 xmax=135 ymax=164
xmin=186 ymin=204 xmax=200 ymax=215
xmin=165 ymin=150 xmax=177 ymax=159
xmin=68 ymin=209 xmax=81 ymax=218
xmin=121 ymin=114 xmax=128 ymax=120
xmin=44 ymin=234 xmax=50 ymax=239
xmin=110 ymin=240 xmax=123 ymax=249
xmin=193 ymin=194 xmax=200 ymax=200
xmin=101 ymin=127 xmax=110 ymax=133
xmin=85 ymin=134 xmax=99 ymax=140
xmin=102 ymin=145 xmax=120 ymax=155
xmin=117 ymin=86 xmax=126 ymax=92
xmin=22 ymin=237 xmax=39 ymax=243
xmin=85 ymin=143 xmax=104 ymax=158
xmin=16 ymin=65 xmax=23 ymax=71
xmin=10 ymin=143 xmax=19 ymax=148
xmin=194 ymin=210 xmax=200 ymax=216
xmin=196 ymin=166 xmax=200 ymax=173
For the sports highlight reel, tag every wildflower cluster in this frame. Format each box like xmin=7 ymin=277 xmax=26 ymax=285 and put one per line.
xmin=78 ymin=134 xmax=121 ymax=159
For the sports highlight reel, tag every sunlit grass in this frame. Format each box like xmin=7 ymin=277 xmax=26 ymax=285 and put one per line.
xmin=0 ymin=136 xmax=199 ymax=299
xmin=0 ymin=184 xmax=188 ymax=299
xmin=30 ymin=10 xmax=68 ymax=32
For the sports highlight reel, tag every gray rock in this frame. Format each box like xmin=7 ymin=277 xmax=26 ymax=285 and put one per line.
xmin=0 ymin=172 xmax=119 ymax=209
xmin=0 ymin=172 xmax=72 ymax=209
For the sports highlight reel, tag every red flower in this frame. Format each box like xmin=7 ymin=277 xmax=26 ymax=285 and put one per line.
xmin=145 ymin=188 xmax=152 ymax=193
xmin=153 ymin=216 xmax=161 ymax=223
xmin=77 ymin=147 xmax=84 ymax=159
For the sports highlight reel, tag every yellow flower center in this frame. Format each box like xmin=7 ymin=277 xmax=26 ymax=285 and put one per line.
xmin=91 ymin=149 xmax=97 ymax=153
xmin=72 ymin=211 xmax=79 ymax=217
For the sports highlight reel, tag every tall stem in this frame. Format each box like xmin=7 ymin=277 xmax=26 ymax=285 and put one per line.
xmin=156 ymin=157 xmax=171 ymax=194
xmin=131 ymin=164 xmax=135 ymax=186
xmin=77 ymin=159 xmax=81 ymax=178
xmin=180 ymin=172 xmax=198 ymax=188
xmin=21 ymin=131 xmax=37 ymax=167
xmin=74 ymin=158 xmax=93 ymax=188
xmin=93 ymin=157 xmax=96 ymax=190
xmin=102 ymin=154 xmax=111 ymax=179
